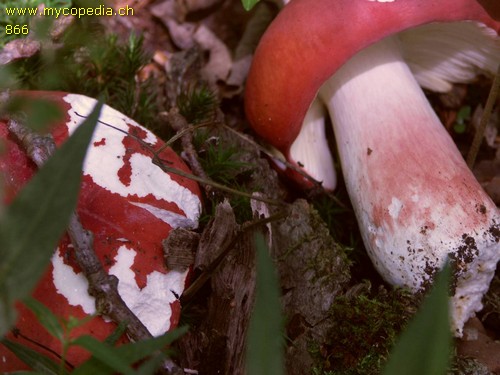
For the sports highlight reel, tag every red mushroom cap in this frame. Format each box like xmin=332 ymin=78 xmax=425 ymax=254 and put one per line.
xmin=0 ymin=91 xmax=202 ymax=370
xmin=245 ymin=0 xmax=500 ymax=182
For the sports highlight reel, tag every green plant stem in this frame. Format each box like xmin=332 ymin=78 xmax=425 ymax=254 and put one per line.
xmin=158 ymin=121 xmax=210 ymax=152
xmin=85 ymin=114 xmax=284 ymax=206
xmin=466 ymin=64 xmax=500 ymax=168
xmin=152 ymin=155 xmax=284 ymax=206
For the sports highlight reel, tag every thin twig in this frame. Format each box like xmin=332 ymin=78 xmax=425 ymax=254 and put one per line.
xmin=466 ymin=64 xmax=500 ymax=168
xmin=73 ymin=112 xmax=285 ymax=206
xmin=221 ymin=123 xmax=349 ymax=209
xmin=165 ymin=108 xmax=213 ymax=195
xmin=152 ymin=155 xmax=284 ymax=206
xmin=158 ymin=121 xmax=209 ymax=151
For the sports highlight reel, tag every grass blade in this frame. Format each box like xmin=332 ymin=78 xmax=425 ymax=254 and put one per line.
xmin=246 ymin=233 xmax=284 ymax=375
xmin=383 ymin=263 xmax=452 ymax=375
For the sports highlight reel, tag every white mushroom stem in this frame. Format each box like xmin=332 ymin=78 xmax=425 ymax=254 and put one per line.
xmin=319 ymin=35 xmax=500 ymax=336
xmin=289 ymin=99 xmax=337 ymax=190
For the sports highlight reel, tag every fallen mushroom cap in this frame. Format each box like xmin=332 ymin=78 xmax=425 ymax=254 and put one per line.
xmin=245 ymin=0 xmax=500 ymax=335
xmin=0 ymin=91 xmax=202 ymax=369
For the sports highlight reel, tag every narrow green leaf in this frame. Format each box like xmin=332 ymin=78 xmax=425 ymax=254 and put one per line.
xmin=246 ymin=233 xmax=284 ymax=375
xmin=23 ymin=297 xmax=64 ymax=342
xmin=72 ymin=326 xmax=187 ymax=375
xmin=102 ymin=321 xmax=128 ymax=346
xmin=383 ymin=264 xmax=452 ymax=375
xmin=0 ymin=100 xmax=103 ymax=336
xmin=1 ymin=338 xmax=62 ymax=374
xmin=114 ymin=325 xmax=187 ymax=361
xmin=241 ymin=0 xmax=260 ymax=11
xmin=71 ymin=335 xmax=135 ymax=375
xmin=135 ymin=353 xmax=167 ymax=375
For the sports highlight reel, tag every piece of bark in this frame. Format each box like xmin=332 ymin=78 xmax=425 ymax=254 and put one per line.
xmin=163 ymin=228 xmax=200 ymax=272
xmin=177 ymin=201 xmax=256 ymax=375
xmin=195 ymin=200 xmax=238 ymax=270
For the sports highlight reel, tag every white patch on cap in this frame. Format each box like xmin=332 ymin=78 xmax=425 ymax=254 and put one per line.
xmin=368 ymin=0 xmax=395 ymax=2
xmin=62 ymin=94 xmax=201 ymax=227
xmin=388 ymin=197 xmax=403 ymax=219
xmin=51 ymin=250 xmax=96 ymax=314
xmin=108 ymin=246 xmax=187 ymax=336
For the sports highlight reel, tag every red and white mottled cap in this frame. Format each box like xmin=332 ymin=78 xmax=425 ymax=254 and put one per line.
xmin=0 ymin=91 xmax=202 ymax=369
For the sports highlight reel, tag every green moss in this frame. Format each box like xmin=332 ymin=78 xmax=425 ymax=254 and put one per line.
xmin=177 ymin=85 xmax=218 ymax=125
xmin=314 ymin=283 xmax=418 ymax=375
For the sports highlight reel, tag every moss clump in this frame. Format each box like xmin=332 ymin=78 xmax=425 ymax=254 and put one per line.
xmin=314 ymin=283 xmax=419 ymax=375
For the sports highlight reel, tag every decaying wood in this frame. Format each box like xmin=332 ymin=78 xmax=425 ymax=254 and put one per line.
xmin=177 ymin=200 xmax=256 ymax=375
xmin=195 ymin=199 xmax=238 ymax=270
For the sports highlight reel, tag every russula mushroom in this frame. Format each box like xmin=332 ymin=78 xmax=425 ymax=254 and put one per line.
xmin=0 ymin=91 xmax=202 ymax=369
xmin=245 ymin=0 xmax=500 ymax=335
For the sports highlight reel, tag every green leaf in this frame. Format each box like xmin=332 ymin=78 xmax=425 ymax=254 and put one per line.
xmin=0 ymin=100 xmax=103 ymax=336
xmin=23 ymin=297 xmax=64 ymax=342
xmin=71 ymin=335 xmax=135 ymax=375
xmin=383 ymin=263 xmax=452 ymax=375
xmin=241 ymin=0 xmax=260 ymax=11
xmin=6 ymin=97 xmax=64 ymax=132
xmin=72 ymin=326 xmax=187 ymax=375
xmin=1 ymin=338 xmax=62 ymax=374
xmin=246 ymin=233 xmax=284 ymax=375
xmin=102 ymin=321 xmax=128 ymax=346
xmin=113 ymin=325 xmax=187 ymax=361
xmin=135 ymin=353 xmax=167 ymax=375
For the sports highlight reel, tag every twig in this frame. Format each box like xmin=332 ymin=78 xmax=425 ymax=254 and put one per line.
xmin=7 ymin=118 xmax=56 ymax=166
xmin=466 ymin=64 xmax=500 ymax=168
xmin=152 ymin=155 xmax=284 ymax=206
xmin=66 ymin=214 xmax=153 ymax=341
xmin=73 ymin=111 xmax=285 ymax=206
xmin=165 ymin=108 xmax=213 ymax=195
xmin=221 ymin=123 xmax=349 ymax=209
xmin=159 ymin=121 xmax=209 ymax=150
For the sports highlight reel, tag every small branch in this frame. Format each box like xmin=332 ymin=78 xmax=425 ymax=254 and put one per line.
xmin=165 ymin=108 xmax=213 ymax=195
xmin=66 ymin=214 xmax=153 ymax=341
xmin=221 ymin=122 xmax=348 ymax=209
xmin=7 ymin=118 xmax=56 ymax=167
xmin=466 ymin=64 xmax=500 ymax=168
xmin=73 ymin=111 xmax=284 ymax=206
xmin=152 ymin=155 xmax=284 ymax=206
xmin=160 ymin=122 xmax=209 ymax=151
